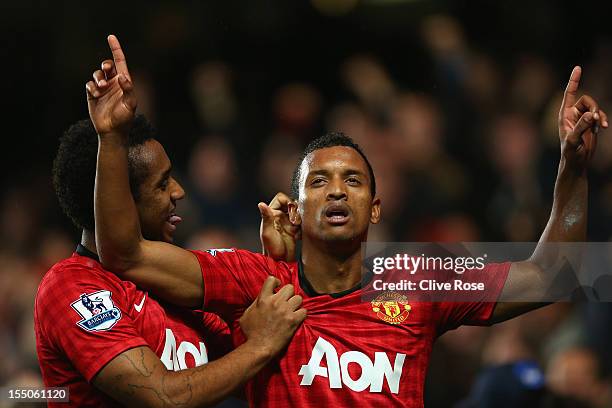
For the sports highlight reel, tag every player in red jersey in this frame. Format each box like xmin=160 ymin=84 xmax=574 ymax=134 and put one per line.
xmin=36 ymin=116 xmax=306 ymax=405
xmin=88 ymin=34 xmax=607 ymax=406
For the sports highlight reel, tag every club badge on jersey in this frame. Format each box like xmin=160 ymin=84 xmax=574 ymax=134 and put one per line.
xmin=71 ymin=290 xmax=122 ymax=332
xmin=371 ymin=292 xmax=411 ymax=325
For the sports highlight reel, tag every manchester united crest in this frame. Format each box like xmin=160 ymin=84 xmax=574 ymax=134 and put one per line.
xmin=371 ymin=292 xmax=411 ymax=325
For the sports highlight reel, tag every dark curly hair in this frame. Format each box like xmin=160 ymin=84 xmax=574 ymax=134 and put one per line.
xmin=53 ymin=115 xmax=156 ymax=231
xmin=290 ymin=132 xmax=376 ymax=200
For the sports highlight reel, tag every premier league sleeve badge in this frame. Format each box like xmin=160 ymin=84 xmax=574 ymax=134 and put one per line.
xmin=71 ymin=290 xmax=122 ymax=332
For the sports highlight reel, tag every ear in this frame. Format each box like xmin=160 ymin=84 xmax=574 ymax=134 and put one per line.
xmin=287 ymin=200 xmax=302 ymax=226
xmin=370 ymin=197 xmax=381 ymax=224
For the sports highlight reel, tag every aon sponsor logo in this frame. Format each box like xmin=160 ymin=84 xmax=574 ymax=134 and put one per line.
xmin=160 ymin=328 xmax=208 ymax=371
xmin=299 ymin=337 xmax=406 ymax=394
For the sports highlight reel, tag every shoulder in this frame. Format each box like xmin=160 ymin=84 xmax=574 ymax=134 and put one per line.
xmin=190 ymin=247 xmax=257 ymax=261
xmin=38 ymin=256 xmax=93 ymax=296
xmin=190 ymin=247 xmax=294 ymax=270
xmin=36 ymin=255 xmax=126 ymax=311
xmin=190 ymin=248 xmax=297 ymax=282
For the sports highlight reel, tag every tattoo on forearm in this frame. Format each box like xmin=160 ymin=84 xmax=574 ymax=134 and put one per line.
xmin=113 ymin=351 xmax=195 ymax=407
xmin=98 ymin=348 xmax=246 ymax=407
xmin=119 ymin=348 xmax=153 ymax=377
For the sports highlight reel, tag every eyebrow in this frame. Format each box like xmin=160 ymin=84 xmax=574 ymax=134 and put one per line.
xmin=307 ymin=168 xmax=367 ymax=178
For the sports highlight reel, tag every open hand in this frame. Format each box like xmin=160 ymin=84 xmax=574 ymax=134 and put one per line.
xmin=239 ymin=276 xmax=306 ymax=356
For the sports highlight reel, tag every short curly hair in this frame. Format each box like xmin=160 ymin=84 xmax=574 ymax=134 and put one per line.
xmin=53 ymin=115 xmax=156 ymax=231
xmin=290 ymin=132 xmax=376 ymax=200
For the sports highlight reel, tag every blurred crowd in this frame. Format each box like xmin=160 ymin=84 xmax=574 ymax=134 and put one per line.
xmin=3 ymin=2 xmax=612 ymax=407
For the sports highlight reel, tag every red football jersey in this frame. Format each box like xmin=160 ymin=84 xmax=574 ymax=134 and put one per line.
xmin=34 ymin=246 xmax=230 ymax=407
xmin=193 ymin=248 xmax=510 ymax=407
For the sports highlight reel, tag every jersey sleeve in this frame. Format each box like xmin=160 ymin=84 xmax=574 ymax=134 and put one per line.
xmin=35 ymin=266 xmax=148 ymax=382
xmin=435 ymin=262 xmax=511 ymax=334
xmin=200 ymin=312 xmax=233 ymax=360
xmin=191 ymin=249 xmax=286 ymax=323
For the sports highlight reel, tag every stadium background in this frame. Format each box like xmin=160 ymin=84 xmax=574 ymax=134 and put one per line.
xmin=2 ymin=0 xmax=612 ymax=406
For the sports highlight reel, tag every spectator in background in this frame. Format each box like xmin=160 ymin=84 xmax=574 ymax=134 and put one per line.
xmin=191 ymin=62 xmax=238 ymax=133
xmin=547 ymin=347 xmax=612 ymax=407
xmin=187 ymin=137 xmax=252 ymax=233
xmin=486 ymin=113 xmax=546 ymax=241
xmin=273 ymin=83 xmax=322 ymax=142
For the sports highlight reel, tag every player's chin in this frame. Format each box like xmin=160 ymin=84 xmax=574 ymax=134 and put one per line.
xmin=162 ymin=222 xmax=177 ymax=243
xmin=320 ymin=225 xmax=356 ymax=241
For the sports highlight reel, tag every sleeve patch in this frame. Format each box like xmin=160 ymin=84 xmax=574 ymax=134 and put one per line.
xmin=70 ymin=290 xmax=122 ymax=332
xmin=204 ymin=248 xmax=235 ymax=257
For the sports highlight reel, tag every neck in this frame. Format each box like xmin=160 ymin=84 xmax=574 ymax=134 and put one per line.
xmin=301 ymin=238 xmax=363 ymax=294
xmin=80 ymin=230 xmax=98 ymax=254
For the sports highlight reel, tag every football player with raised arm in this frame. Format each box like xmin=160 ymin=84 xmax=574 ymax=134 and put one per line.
xmin=35 ymin=43 xmax=306 ymax=407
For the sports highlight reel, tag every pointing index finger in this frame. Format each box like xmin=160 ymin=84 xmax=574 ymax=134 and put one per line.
xmin=107 ymin=34 xmax=130 ymax=80
xmin=561 ymin=66 xmax=582 ymax=109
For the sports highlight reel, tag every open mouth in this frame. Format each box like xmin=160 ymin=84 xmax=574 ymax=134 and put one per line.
xmin=324 ymin=203 xmax=350 ymax=225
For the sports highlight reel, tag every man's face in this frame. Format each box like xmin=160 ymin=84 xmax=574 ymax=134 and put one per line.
xmin=291 ymin=146 xmax=380 ymax=244
xmin=133 ymin=140 xmax=185 ymax=243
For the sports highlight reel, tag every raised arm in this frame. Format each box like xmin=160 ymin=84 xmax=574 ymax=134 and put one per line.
xmin=87 ymin=35 xmax=203 ymax=307
xmin=89 ymin=36 xmax=296 ymax=306
xmin=491 ymin=66 xmax=608 ymax=323
xmin=93 ymin=277 xmax=306 ymax=407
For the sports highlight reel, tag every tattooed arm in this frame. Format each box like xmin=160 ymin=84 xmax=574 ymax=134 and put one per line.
xmin=94 ymin=345 xmax=263 ymax=407
xmin=93 ymin=277 xmax=305 ymax=407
